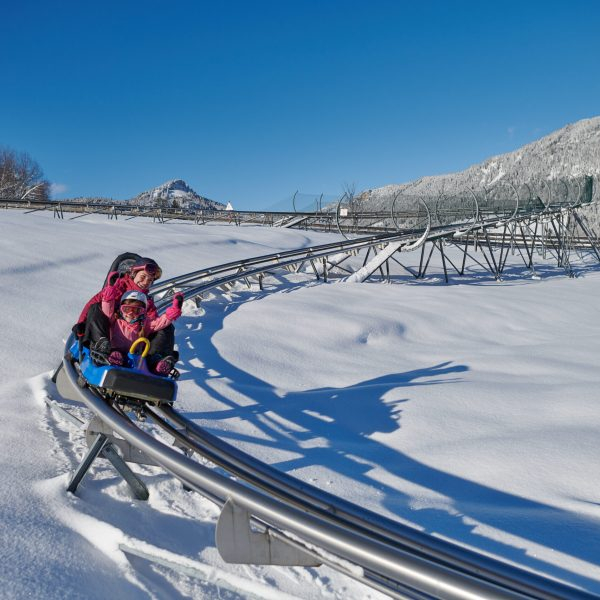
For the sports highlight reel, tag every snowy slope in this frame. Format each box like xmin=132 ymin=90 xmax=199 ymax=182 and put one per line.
xmin=1 ymin=209 xmax=600 ymax=598
xmin=357 ymin=116 xmax=600 ymax=207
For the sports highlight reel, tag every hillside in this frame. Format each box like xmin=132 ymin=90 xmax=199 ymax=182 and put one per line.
xmin=356 ymin=116 xmax=600 ymax=208
xmin=130 ymin=179 xmax=226 ymax=210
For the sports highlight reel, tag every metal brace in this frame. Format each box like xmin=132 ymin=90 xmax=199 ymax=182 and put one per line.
xmin=86 ymin=415 xmax=157 ymax=466
xmin=215 ymin=498 xmax=320 ymax=566
xmin=66 ymin=416 xmax=151 ymax=501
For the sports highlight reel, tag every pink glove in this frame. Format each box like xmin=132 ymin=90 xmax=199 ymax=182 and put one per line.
xmin=106 ymin=271 xmax=121 ymax=286
xmin=102 ymin=284 xmax=121 ymax=302
xmin=165 ymin=294 xmax=184 ymax=321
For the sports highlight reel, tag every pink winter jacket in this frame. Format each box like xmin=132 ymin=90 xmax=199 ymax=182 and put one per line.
xmin=101 ymin=297 xmax=179 ymax=354
xmin=77 ymin=274 xmax=159 ymax=325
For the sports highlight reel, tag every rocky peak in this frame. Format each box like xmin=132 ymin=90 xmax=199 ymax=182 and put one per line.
xmin=132 ymin=179 xmax=226 ymax=210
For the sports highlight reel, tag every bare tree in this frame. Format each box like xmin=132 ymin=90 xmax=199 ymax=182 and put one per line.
xmin=0 ymin=147 xmax=50 ymax=201
xmin=341 ymin=181 xmax=358 ymax=212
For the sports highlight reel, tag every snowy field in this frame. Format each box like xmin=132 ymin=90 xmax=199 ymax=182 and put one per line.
xmin=1 ymin=209 xmax=600 ymax=599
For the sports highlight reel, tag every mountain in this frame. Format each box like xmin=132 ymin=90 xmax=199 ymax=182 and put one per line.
xmin=355 ymin=116 xmax=600 ymax=208
xmin=130 ymin=179 xmax=226 ymax=210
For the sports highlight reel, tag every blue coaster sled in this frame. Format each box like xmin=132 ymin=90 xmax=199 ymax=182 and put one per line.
xmin=69 ymin=336 xmax=177 ymax=406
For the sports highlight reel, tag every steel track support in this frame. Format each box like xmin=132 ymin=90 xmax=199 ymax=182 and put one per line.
xmin=308 ymin=258 xmax=320 ymax=281
xmin=63 ymin=414 xmax=151 ymax=499
xmin=417 ymin=242 xmax=427 ymax=277
xmin=419 ymin=241 xmax=436 ymax=278
xmin=550 ymin=217 xmax=564 ymax=266
xmin=528 ymin=218 xmax=540 ymax=267
xmin=361 ymin=247 xmax=372 ymax=267
xmin=449 ymin=241 xmax=489 ymax=273
xmin=102 ymin=445 xmax=150 ymax=500
xmin=518 ymin=222 xmax=535 ymax=270
xmin=459 ymin=232 xmax=470 ymax=275
xmin=511 ymin=232 xmax=530 ymax=270
xmin=67 ymin=433 xmax=108 ymax=494
xmin=482 ymin=229 xmax=501 ymax=279
xmin=573 ymin=211 xmax=600 ymax=260
xmin=389 ymin=253 xmax=419 ymax=278
xmin=215 ymin=498 xmax=320 ymax=566
xmin=497 ymin=223 xmax=512 ymax=274
xmin=475 ymin=240 xmax=496 ymax=277
xmin=441 ymin=248 xmax=462 ymax=277
xmin=437 ymin=240 xmax=449 ymax=282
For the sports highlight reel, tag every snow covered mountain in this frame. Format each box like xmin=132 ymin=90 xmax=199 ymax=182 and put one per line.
xmin=356 ymin=116 xmax=600 ymax=208
xmin=131 ymin=179 xmax=226 ymax=210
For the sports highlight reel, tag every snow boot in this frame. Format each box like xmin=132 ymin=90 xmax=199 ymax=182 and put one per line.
xmin=154 ymin=355 xmax=177 ymax=376
xmin=108 ymin=350 xmax=125 ymax=366
xmin=90 ymin=337 xmax=112 ymax=365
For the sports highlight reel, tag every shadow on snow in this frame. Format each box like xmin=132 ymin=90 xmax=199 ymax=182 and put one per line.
xmin=175 ymin=293 xmax=600 ymax=592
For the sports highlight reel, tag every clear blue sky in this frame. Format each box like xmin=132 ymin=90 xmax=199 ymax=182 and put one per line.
xmin=1 ymin=0 xmax=599 ymax=210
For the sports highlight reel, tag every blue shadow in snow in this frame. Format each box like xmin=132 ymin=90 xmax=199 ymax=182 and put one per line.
xmin=174 ymin=295 xmax=600 ymax=593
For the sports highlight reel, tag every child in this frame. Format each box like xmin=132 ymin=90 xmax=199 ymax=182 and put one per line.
xmin=86 ymin=288 xmax=183 ymax=376
xmin=77 ymin=257 xmax=163 ymax=325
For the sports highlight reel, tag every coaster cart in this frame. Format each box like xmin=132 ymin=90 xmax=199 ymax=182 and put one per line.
xmin=53 ymin=251 xmax=178 ymax=415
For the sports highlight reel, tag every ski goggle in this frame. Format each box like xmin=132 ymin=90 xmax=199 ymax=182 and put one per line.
xmin=131 ymin=261 xmax=162 ymax=280
xmin=120 ymin=303 xmax=146 ymax=316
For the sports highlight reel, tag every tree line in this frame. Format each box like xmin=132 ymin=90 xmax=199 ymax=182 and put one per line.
xmin=0 ymin=147 xmax=50 ymax=201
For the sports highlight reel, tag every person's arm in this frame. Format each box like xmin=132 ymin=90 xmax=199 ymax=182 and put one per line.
xmin=146 ymin=294 xmax=183 ymax=332
xmin=146 ymin=296 xmax=159 ymax=320
xmin=101 ymin=275 xmax=122 ymax=318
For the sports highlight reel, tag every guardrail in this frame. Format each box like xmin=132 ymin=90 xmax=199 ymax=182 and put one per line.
xmin=4 ymin=174 xmax=599 ymax=241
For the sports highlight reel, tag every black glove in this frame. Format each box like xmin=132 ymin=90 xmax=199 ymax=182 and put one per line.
xmin=173 ymin=293 xmax=184 ymax=309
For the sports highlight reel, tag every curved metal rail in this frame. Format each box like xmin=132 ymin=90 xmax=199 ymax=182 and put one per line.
xmin=58 ymin=350 xmax=595 ymax=600
xmin=53 ymin=189 xmax=600 ymax=598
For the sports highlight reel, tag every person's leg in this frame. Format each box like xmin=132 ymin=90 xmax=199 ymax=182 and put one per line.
xmin=83 ymin=304 xmax=124 ymax=366
xmin=83 ymin=303 xmax=110 ymax=347
xmin=148 ymin=325 xmax=179 ymax=375
xmin=148 ymin=324 xmax=178 ymax=359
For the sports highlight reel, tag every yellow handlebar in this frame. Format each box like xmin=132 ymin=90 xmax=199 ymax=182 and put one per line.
xmin=129 ymin=337 xmax=150 ymax=358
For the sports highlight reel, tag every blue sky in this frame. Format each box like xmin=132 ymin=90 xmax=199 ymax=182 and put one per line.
xmin=1 ymin=0 xmax=599 ymax=210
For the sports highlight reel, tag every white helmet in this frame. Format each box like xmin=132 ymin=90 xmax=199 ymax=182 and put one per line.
xmin=120 ymin=290 xmax=148 ymax=306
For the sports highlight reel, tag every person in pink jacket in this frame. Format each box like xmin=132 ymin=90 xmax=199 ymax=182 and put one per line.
xmin=86 ymin=288 xmax=183 ymax=376
xmin=77 ymin=256 xmax=162 ymax=325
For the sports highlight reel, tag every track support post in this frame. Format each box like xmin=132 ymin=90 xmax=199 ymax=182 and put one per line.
xmin=67 ymin=433 xmax=108 ymax=494
xmin=215 ymin=498 xmax=320 ymax=566
xmin=66 ymin=416 xmax=151 ymax=500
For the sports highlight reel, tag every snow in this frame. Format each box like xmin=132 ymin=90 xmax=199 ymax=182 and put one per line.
xmin=1 ymin=209 xmax=600 ymax=598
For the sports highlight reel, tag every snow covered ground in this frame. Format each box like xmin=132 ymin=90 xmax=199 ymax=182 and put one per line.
xmin=1 ymin=209 xmax=600 ymax=598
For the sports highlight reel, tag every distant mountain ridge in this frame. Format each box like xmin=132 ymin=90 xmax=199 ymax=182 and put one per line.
xmin=131 ymin=179 xmax=226 ymax=210
xmin=62 ymin=179 xmax=227 ymax=210
xmin=356 ymin=116 xmax=600 ymax=208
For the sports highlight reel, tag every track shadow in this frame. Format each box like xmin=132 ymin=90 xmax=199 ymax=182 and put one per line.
xmin=174 ymin=294 xmax=600 ymax=592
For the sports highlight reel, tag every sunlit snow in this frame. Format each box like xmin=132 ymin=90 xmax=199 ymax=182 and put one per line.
xmin=1 ymin=209 xmax=599 ymax=598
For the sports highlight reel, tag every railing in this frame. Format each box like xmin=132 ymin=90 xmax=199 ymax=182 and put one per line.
xmin=3 ymin=174 xmax=598 ymax=240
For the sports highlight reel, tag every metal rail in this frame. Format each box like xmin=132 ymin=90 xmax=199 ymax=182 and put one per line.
xmin=3 ymin=174 xmax=598 ymax=239
xmin=59 ymin=352 xmax=594 ymax=600
xmin=53 ymin=193 xmax=600 ymax=598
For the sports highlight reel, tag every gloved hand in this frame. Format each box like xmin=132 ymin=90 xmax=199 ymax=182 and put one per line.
xmin=165 ymin=294 xmax=184 ymax=321
xmin=102 ymin=272 xmax=126 ymax=302
xmin=107 ymin=271 xmax=121 ymax=286
xmin=102 ymin=286 xmax=121 ymax=302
